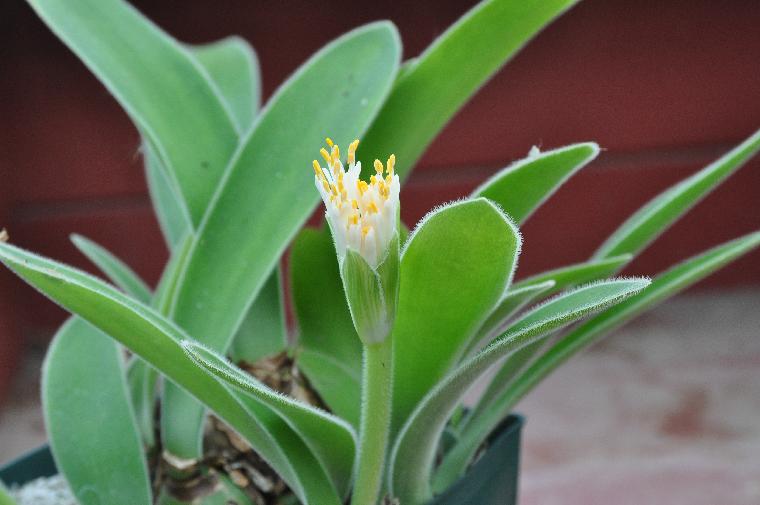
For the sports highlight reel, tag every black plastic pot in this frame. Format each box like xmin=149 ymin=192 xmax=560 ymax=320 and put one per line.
xmin=0 ymin=415 xmax=523 ymax=504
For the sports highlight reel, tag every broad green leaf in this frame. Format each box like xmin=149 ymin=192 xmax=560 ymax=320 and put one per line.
xmin=164 ymin=22 xmax=400 ymax=458
xmin=358 ymin=0 xmax=580 ymax=181
xmin=390 ymin=279 xmax=649 ymax=504
xmin=183 ymin=342 xmax=356 ymax=498
xmin=0 ymin=243 xmax=339 ymax=505
xmin=443 ymin=232 xmax=760 ymax=488
xmin=27 ymin=0 xmax=238 ymax=226
xmin=594 ymin=129 xmax=760 ymax=259
xmin=512 ymin=254 xmax=633 ymax=294
xmin=71 ymin=234 xmax=152 ymax=303
xmin=290 ymin=227 xmax=362 ymax=425
xmin=191 ymin=37 xmax=260 ymax=133
xmin=229 ymin=266 xmax=287 ymax=363
xmin=472 ymin=142 xmax=599 ymax=223
xmin=391 ymin=198 xmax=520 ymax=433
xmin=462 ymin=280 xmax=555 ymax=357
xmin=42 ymin=318 xmax=152 ymax=505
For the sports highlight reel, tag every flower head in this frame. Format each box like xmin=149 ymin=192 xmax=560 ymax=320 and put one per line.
xmin=313 ymin=138 xmax=400 ymax=269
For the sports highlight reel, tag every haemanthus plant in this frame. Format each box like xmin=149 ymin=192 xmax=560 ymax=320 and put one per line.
xmin=1 ymin=0 xmax=759 ymax=504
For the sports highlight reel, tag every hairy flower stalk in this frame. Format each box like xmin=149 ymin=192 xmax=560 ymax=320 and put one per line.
xmin=313 ymin=138 xmax=400 ymax=505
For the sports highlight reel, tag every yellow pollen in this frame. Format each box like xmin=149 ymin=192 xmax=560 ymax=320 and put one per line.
xmin=348 ymin=139 xmax=359 ymax=164
xmin=358 ymin=180 xmax=368 ymax=195
xmin=352 ymin=199 xmax=359 ymax=209
xmin=322 ymin=180 xmax=330 ymax=192
xmin=370 ymin=175 xmax=377 ymax=184
xmin=350 ymin=214 xmax=359 ymax=225
xmin=312 ymin=160 xmax=322 ymax=177
xmin=374 ymin=159 xmax=383 ymax=174
xmin=325 ymin=137 xmax=334 ymax=148
xmin=385 ymin=174 xmax=392 ymax=185
xmin=367 ymin=201 xmax=379 ymax=213
xmin=331 ymin=145 xmax=340 ymax=164
xmin=362 ymin=226 xmax=370 ymax=237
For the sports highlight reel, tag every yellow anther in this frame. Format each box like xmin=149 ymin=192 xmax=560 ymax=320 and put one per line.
xmin=330 ymin=184 xmax=338 ymax=196
xmin=367 ymin=201 xmax=379 ymax=213
xmin=352 ymin=199 xmax=359 ymax=209
xmin=326 ymin=137 xmax=334 ymax=148
xmin=357 ymin=180 xmax=368 ymax=195
xmin=322 ymin=180 xmax=330 ymax=193
xmin=387 ymin=154 xmax=396 ymax=175
xmin=374 ymin=159 xmax=384 ymax=174
xmin=362 ymin=226 xmax=370 ymax=237
xmin=385 ymin=174 xmax=392 ymax=185
xmin=370 ymin=175 xmax=377 ymax=184
xmin=312 ymin=160 xmax=322 ymax=177
xmin=320 ymin=148 xmax=331 ymax=165
xmin=350 ymin=214 xmax=359 ymax=225
xmin=348 ymin=139 xmax=360 ymax=164
xmin=331 ymin=145 xmax=340 ymax=163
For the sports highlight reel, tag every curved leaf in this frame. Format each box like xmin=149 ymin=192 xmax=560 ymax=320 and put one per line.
xmin=0 ymin=242 xmax=339 ymax=505
xmin=391 ymin=198 xmax=521 ymax=433
xmin=594 ymin=129 xmax=760 ymax=259
xmin=163 ymin=22 xmax=401 ymax=458
xmin=26 ymin=0 xmax=239 ymax=225
xmin=43 ymin=318 xmax=152 ymax=505
xmin=358 ymin=0 xmax=580 ymax=181
xmin=472 ymin=142 xmax=599 ymax=224
xmin=390 ymin=278 xmax=650 ymax=504
xmin=442 ymin=232 xmax=760 ymax=490
xmin=183 ymin=342 xmax=356 ymax=498
xmin=513 ymin=254 xmax=632 ymax=293
xmin=71 ymin=234 xmax=152 ymax=303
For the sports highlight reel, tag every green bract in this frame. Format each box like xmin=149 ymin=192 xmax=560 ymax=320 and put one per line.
xmin=2 ymin=1 xmax=758 ymax=505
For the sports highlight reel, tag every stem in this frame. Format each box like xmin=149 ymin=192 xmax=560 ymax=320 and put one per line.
xmin=352 ymin=337 xmax=394 ymax=505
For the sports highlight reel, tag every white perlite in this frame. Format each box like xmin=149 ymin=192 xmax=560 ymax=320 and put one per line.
xmin=11 ymin=475 xmax=78 ymax=505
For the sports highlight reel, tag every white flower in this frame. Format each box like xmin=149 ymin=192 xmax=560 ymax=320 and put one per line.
xmin=313 ymin=138 xmax=400 ymax=269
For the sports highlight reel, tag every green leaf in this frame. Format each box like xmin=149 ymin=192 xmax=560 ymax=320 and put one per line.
xmin=390 ymin=279 xmax=650 ymax=504
xmin=513 ymin=254 xmax=633 ymax=294
xmin=71 ymin=234 xmax=152 ymax=303
xmin=144 ymin=144 xmax=190 ymax=251
xmin=462 ymin=280 xmax=555 ymax=357
xmin=505 ymin=231 xmax=760 ymax=414
xmin=358 ymin=0 xmax=580 ymax=181
xmin=290 ymin=227 xmax=362 ymax=426
xmin=27 ymin=0 xmax=238 ymax=226
xmin=182 ymin=342 xmax=356 ymax=498
xmin=163 ymin=22 xmax=400 ymax=458
xmin=229 ymin=266 xmax=287 ymax=363
xmin=443 ymin=233 xmax=760 ymax=489
xmin=0 ymin=243 xmax=343 ymax=505
xmin=191 ymin=37 xmax=260 ymax=133
xmin=594 ymin=129 xmax=760 ymax=259
xmin=391 ymin=198 xmax=521 ymax=433
xmin=42 ymin=318 xmax=152 ymax=505
xmin=472 ymin=142 xmax=599 ymax=224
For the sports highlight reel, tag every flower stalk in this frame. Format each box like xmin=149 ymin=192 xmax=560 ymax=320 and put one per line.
xmin=313 ymin=138 xmax=401 ymax=504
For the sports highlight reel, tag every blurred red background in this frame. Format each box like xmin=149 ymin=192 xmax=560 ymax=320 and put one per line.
xmin=1 ymin=1 xmax=759 ymax=399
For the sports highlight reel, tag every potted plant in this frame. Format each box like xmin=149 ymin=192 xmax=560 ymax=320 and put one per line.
xmin=1 ymin=0 xmax=759 ymax=504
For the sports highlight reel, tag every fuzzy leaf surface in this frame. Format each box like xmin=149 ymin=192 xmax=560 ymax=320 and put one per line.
xmin=43 ymin=318 xmax=152 ymax=505
xmin=391 ymin=198 xmax=520 ymax=433
xmin=390 ymin=279 xmax=650 ymax=504
xmin=0 ymin=243 xmax=341 ymax=505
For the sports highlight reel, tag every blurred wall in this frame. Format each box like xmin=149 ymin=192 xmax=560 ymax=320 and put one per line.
xmin=0 ymin=1 xmax=759 ymax=383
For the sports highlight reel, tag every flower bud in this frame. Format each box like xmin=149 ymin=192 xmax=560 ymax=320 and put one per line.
xmin=313 ymin=138 xmax=400 ymax=344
